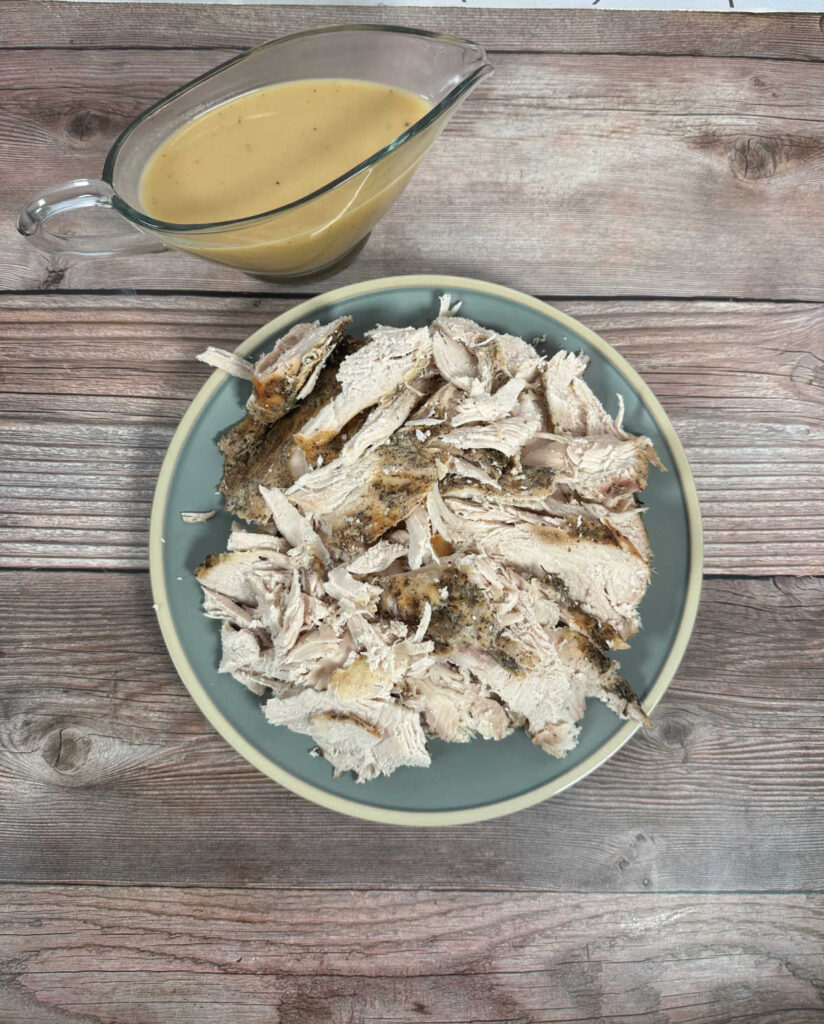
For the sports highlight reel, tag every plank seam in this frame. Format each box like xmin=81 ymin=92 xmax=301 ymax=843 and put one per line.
xmin=2 ymin=290 xmax=824 ymax=305
xmin=3 ymin=47 xmax=824 ymax=68
xmin=0 ymin=881 xmax=821 ymax=895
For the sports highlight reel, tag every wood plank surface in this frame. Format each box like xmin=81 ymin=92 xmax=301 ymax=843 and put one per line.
xmin=1 ymin=7 xmax=823 ymax=1021
xmin=5 ymin=45 xmax=824 ymax=298
xmin=1 ymin=887 xmax=822 ymax=1024
xmin=2 ymin=294 xmax=822 ymax=574
xmin=4 ymin=2 xmax=824 ymax=59
xmin=2 ymin=570 xmax=821 ymax=891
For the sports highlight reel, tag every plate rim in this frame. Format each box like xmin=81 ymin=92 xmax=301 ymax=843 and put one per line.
xmin=150 ymin=274 xmax=703 ymax=826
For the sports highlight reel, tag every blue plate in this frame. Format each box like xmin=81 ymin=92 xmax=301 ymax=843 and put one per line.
xmin=150 ymin=276 xmax=702 ymax=825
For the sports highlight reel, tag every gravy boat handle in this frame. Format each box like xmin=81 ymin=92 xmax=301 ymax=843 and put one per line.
xmin=18 ymin=179 xmax=167 ymax=257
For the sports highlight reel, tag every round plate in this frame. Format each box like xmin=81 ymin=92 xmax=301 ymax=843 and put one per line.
xmin=150 ymin=275 xmax=702 ymax=825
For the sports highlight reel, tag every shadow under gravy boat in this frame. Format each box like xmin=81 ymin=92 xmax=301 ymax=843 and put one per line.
xmin=19 ymin=26 xmax=493 ymax=282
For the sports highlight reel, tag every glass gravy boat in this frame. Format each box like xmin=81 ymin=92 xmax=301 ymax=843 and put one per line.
xmin=19 ymin=26 xmax=492 ymax=281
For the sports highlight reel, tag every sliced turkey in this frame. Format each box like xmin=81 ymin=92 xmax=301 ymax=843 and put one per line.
xmin=195 ymin=297 xmax=661 ymax=782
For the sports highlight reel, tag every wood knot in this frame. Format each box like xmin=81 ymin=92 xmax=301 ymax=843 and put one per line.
xmin=786 ymin=349 xmax=824 ymax=398
xmin=660 ymin=717 xmax=692 ymax=748
xmin=42 ymin=727 xmax=92 ymax=774
xmin=67 ymin=109 xmax=110 ymax=140
xmin=730 ymin=136 xmax=779 ymax=181
xmin=615 ymin=832 xmax=655 ymax=882
xmin=41 ymin=266 xmax=66 ymax=290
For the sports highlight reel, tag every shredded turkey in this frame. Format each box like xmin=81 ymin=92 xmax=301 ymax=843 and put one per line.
xmin=196 ymin=296 xmax=661 ymax=781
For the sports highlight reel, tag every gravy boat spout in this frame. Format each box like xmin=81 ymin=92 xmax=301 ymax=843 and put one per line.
xmin=19 ymin=26 xmax=493 ymax=282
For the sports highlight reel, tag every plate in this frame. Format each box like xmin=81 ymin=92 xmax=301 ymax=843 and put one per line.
xmin=150 ymin=275 xmax=702 ymax=825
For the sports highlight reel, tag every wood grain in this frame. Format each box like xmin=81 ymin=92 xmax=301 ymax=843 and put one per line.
xmin=1 ymin=9 xmax=822 ymax=1021
xmin=1 ymin=294 xmax=822 ymax=574
xmin=5 ymin=47 xmax=824 ymax=298
xmin=1 ymin=886 xmax=822 ymax=1024
xmin=1 ymin=570 xmax=822 ymax=891
xmin=4 ymin=2 xmax=824 ymax=59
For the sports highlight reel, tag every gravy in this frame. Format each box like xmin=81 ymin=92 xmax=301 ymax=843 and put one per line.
xmin=139 ymin=78 xmax=431 ymax=275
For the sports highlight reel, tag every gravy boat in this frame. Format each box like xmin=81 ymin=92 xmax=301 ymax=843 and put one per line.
xmin=19 ymin=26 xmax=492 ymax=281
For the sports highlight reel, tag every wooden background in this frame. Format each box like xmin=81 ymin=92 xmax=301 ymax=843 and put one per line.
xmin=1 ymin=4 xmax=823 ymax=1022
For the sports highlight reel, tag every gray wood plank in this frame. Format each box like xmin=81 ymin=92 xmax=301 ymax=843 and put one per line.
xmin=4 ymin=2 xmax=824 ymax=59
xmin=1 ymin=887 xmax=822 ymax=1024
xmin=5 ymin=48 xmax=824 ymax=298
xmin=1 ymin=294 xmax=822 ymax=574
xmin=1 ymin=570 xmax=821 ymax=891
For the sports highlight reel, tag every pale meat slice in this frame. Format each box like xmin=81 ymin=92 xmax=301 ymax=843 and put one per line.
xmin=405 ymin=505 xmax=436 ymax=570
xmin=431 ymin=312 xmax=544 ymax=389
xmin=598 ymin=505 xmax=650 ymax=564
xmin=202 ymin=589 xmax=256 ymax=630
xmin=440 ymin=498 xmax=650 ymax=640
xmin=541 ymin=494 xmax=651 ymax=565
xmin=226 ymin=527 xmax=289 ymax=554
xmin=492 ymin=333 xmax=547 ymax=383
xmin=347 ymin=540 xmax=407 ymax=576
xmin=439 ymin=403 xmax=538 ymax=462
xmin=439 ymin=453 xmax=502 ymax=490
xmin=198 ymin=542 xmax=374 ymax=693
xmin=323 ymin=566 xmax=381 ymax=615
xmin=247 ymin=317 xmax=351 ymax=422
xmin=426 ymin=482 xmax=466 ymax=548
xmin=448 ymin=646 xmax=582 ymax=757
xmin=440 ymin=418 xmax=534 ymax=459
xmin=276 ymin=626 xmax=356 ymax=691
xmin=344 ymin=613 xmax=435 ymax=685
xmin=195 ymin=550 xmax=288 ymax=604
xmin=403 ymin=661 xmax=514 ymax=742
xmin=543 ymin=351 xmax=600 ymax=436
xmin=336 ymin=377 xmax=433 ymax=464
xmin=196 ymin=348 xmax=255 ymax=380
xmin=290 ymin=625 xmax=350 ymax=665
xmin=449 ymin=628 xmax=645 ymax=760
xmin=295 ymin=324 xmax=433 ymax=458
xmin=196 ymin=549 xmax=297 ymax=633
xmin=275 ymin=570 xmax=305 ymax=655
xmin=263 ymin=688 xmax=430 ymax=781
xmin=218 ymin=622 xmax=265 ymax=688
xmin=441 ymin=467 xmax=557 ymax=513
xmin=217 ymin=336 xmax=366 ymax=523
xmin=328 ymin=656 xmax=394 ymax=702
xmin=431 ymin=320 xmax=478 ymax=389
xmin=431 ymin=312 xmax=494 ymax=351
xmin=439 ymin=390 xmax=545 ymax=460
xmin=523 ymin=433 xmax=656 ymax=507
xmin=287 ymin=431 xmax=438 ymax=554
xmin=465 ymin=558 xmax=648 ymax=724
xmin=543 ymin=351 xmax=663 ymax=472
xmin=450 ymin=377 xmax=526 ymax=427
xmin=463 ymin=550 xmax=628 ymax=652
xmin=235 ymin=624 xmax=341 ymax=692
xmin=409 ymin=381 xmax=461 ymax=423
xmin=259 ymin=485 xmax=329 ymax=565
